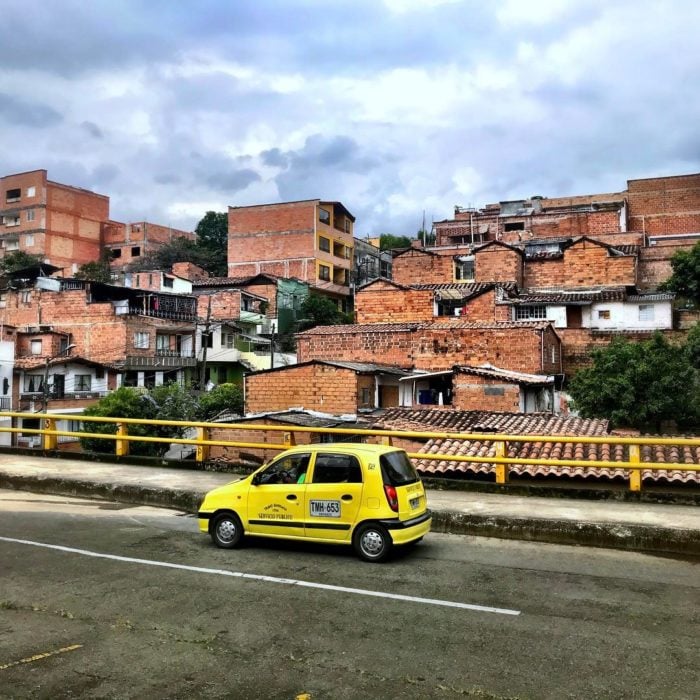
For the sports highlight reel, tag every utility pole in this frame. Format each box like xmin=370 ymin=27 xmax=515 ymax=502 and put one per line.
xmin=269 ymin=326 xmax=276 ymax=370
xmin=198 ymin=296 xmax=212 ymax=390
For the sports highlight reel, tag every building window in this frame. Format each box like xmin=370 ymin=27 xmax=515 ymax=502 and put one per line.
xmin=3 ymin=215 xmax=20 ymax=227
xmin=638 ymin=304 xmax=654 ymax=321
xmin=318 ymin=264 xmax=331 ymax=282
xmin=455 ymin=257 xmax=475 ymax=281
xmin=504 ymin=222 xmax=525 ymax=232
xmin=598 ymin=309 xmax=611 ymax=320
xmin=318 ymin=207 xmax=331 ymax=225
xmin=6 ymin=188 xmax=20 ymax=203
xmin=319 ymin=236 xmax=331 ymax=253
xmin=0 ymin=294 xmax=6 ymax=308
xmin=111 ymin=248 xmax=122 ymax=259
xmin=74 ymin=375 xmax=92 ymax=392
xmin=20 ymin=290 xmax=31 ymax=304
xmin=131 ymin=246 xmax=141 ymax=257
xmin=23 ymin=375 xmax=44 ymax=393
xmin=24 ymin=234 xmax=33 ymax=246
xmin=515 ymin=305 xmax=547 ymax=320
xmin=163 ymin=276 xmax=174 ymax=288
xmin=30 ymin=340 xmax=42 ymax=355
xmin=26 ymin=209 xmax=35 ymax=222
xmin=360 ymin=388 xmax=371 ymax=404
xmin=222 ymin=332 xmax=236 ymax=348
xmin=202 ymin=333 xmax=213 ymax=349
xmin=133 ymin=332 xmax=150 ymax=349
xmin=4 ymin=238 xmax=19 ymax=250
xmin=26 ymin=186 xmax=36 ymax=197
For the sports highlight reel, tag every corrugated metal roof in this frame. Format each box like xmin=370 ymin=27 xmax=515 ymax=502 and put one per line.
xmin=323 ymin=360 xmax=410 ymax=376
xmin=455 ymin=364 xmax=554 ymax=386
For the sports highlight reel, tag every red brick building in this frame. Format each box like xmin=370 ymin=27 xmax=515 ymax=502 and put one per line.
xmin=228 ymin=200 xmax=355 ymax=311
xmin=104 ymin=221 xmax=195 ymax=269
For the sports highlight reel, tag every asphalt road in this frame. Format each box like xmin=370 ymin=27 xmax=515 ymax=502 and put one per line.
xmin=0 ymin=491 xmax=698 ymax=700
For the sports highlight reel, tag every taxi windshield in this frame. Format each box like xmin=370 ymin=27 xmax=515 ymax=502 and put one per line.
xmin=380 ymin=450 xmax=419 ymax=486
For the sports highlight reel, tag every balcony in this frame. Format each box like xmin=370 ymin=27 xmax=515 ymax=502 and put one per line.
xmin=124 ymin=354 xmax=197 ymax=369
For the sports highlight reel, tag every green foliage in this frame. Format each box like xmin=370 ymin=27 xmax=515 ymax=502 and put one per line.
xmin=297 ymin=294 xmax=352 ymax=331
xmin=659 ymin=241 xmax=700 ymax=306
xmin=0 ymin=251 xmax=44 ymax=274
xmin=379 ymin=233 xmax=413 ymax=250
xmin=195 ymin=211 xmax=228 ymax=276
xmin=568 ymin=333 xmax=699 ymax=431
xmin=127 ymin=236 xmax=215 ymax=274
xmin=686 ymin=322 xmax=700 ymax=370
xmin=80 ymin=383 xmax=199 ymax=456
xmin=75 ymin=252 xmax=112 ymax=283
xmin=80 ymin=387 xmax=159 ymax=456
xmin=418 ymin=228 xmax=436 ymax=246
xmin=197 ymin=383 xmax=244 ymax=420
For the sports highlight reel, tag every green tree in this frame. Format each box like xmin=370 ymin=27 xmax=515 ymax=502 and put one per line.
xmin=0 ymin=251 xmax=44 ymax=274
xmin=660 ymin=241 xmax=700 ymax=307
xmin=80 ymin=387 xmax=160 ymax=456
xmin=75 ymin=252 xmax=112 ymax=283
xmin=686 ymin=322 xmax=700 ymax=370
xmin=127 ymin=236 xmax=215 ymax=274
xmin=150 ymin=382 xmax=199 ymax=428
xmin=379 ymin=233 xmax=413 ymax=250
xmin=197 ymin=383 xmax=244 ymax=420
xmin=568 ymin=333 xmax=698 ymax=431
xmin=195 ymin=211 xmax=228 ymax=276
xmin=418 ymin=228 xmax=436 ymax=246
xmin=297 ymin=294 xmax=352 ymax=331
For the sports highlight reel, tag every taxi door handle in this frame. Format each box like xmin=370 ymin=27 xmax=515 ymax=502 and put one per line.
xmin=341 ymin=494 xmax=353 ymax=501
xmin=286 ymin=494 xmax=298 ymax=501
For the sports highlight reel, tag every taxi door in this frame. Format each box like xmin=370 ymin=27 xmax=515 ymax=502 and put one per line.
xmin=303 ymin=452 xmax=364 ymax=541
xmin=246 ymin=452 xmax=309 ymax=538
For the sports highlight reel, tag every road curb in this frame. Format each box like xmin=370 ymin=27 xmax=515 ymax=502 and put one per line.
xmin=2 ymin=473 xmax=699 ymax=558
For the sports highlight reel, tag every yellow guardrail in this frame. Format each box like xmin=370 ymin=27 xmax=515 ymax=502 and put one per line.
xmin=0 ymin=411 xmax=698 ymax=493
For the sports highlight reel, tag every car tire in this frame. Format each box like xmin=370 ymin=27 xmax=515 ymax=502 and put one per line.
xmin=353 ymin=523 xmax=392 ymax=563
xmin=211 ymin=512 xmax=243 ymax=549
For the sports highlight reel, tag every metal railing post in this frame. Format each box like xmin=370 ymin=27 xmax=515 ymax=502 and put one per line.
xmin=494 ymin=441 xmax=507 ymax=484
xmin=115 ymin=423 xmax=129 ymax=457
xmin=196 ymin=427 xmax=209 ymax=463
xmin=43 ymin=417 xmax=58 ymax=451
xmin=629 ymin=444 xmax=641 ymax=492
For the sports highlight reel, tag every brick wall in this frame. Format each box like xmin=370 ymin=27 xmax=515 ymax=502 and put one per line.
xmin=452 ymin=374 xmax=522 ymax=412
xmin=355 ymin=281 xmax=434 ymax=323
xmin=499 ymin=210 xmax=622 ymax=244
xmin=196 ymin=289 xmax=242 ymax=320
xmin=627 ymin=173 xmax=700 ymax=235
xmin=523 ymin=239 xmax=636 ymax=289
xmin=637 ymin=238 xmax=699 ymax=290
xmin=298 ymin=322 xmax=560 ymax=375
xmin=245 ymin=363 xmax=359 ymax=414
xmin=392 ymin=250 xmax=454 ymax=285
xmin=172 ymin=262 xmax=210 ymax=281
xmin=475 ymin=245 xmax=523 ymax=285
xmin=297 ymin=326 xmax=416 ymax=368
xmin=459 ymin=288 xmax=503 ymax=322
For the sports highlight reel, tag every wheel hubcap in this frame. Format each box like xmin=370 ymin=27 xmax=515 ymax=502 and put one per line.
xmin=361 ymin=530 xmax=384 ymax=556
xmin=217 ymin=520 xmax=237 ymax=542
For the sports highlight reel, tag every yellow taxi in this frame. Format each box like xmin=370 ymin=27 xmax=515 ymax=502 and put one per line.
xmin=197 ymin=443 xmax=431 ymax=562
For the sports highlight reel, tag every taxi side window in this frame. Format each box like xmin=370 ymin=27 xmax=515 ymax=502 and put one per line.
xmin=259 ymin=453 xmax=310 ymax=485
xmin=311 ymin=454 xmax=363 ymax=484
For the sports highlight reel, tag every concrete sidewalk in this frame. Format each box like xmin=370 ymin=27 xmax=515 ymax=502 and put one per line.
xmin=0 ymin=453 xmax=698 ymax=557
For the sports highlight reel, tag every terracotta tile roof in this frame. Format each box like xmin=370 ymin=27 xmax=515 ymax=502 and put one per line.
xmin=455 ymin=364 xmax=554 ymax=386
xmin=502 ymin=287 xmax=628 ymax=304
xmin=410 ymin=282 xmax=518 ymax=301
xmin=192 ymin=273 xmax=280 ymax=288
xmin=371 ymin=408 xmax=699 ymax=484
xmin=297 ymin=322 xmax=420 ymax=336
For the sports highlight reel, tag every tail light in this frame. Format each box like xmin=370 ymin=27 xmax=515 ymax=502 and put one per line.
xmin=383 ymin=484 xmax=398 ymax=512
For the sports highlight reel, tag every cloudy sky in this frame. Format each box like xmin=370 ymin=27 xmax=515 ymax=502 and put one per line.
xmin=1 ymin=0 xmax=699 ymax=237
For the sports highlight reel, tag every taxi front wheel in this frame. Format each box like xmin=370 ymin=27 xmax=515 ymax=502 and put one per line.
xmin=353 ymin=523 xmax=392 ymax=563
xmin=211 ymin=512 xmax=243 ymax=549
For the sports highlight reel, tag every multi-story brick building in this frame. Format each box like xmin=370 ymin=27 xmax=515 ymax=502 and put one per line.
xmin=0 ymin=169 xmax=108 ymax=273
xmin=0 ymin=169 xmax=194 ymax=274
xmin=228 ymin=200 xmax=355 ymax=311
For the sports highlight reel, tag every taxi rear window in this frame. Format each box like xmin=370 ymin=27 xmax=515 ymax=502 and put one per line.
xmin=380 ymin=451 xmax=419 ymax=486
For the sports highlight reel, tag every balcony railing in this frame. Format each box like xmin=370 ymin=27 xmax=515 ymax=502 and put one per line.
xmin=124 ymin=355 xmax=197 ymax=369
xmin=0 ymin=398 xmax=10 ymax=411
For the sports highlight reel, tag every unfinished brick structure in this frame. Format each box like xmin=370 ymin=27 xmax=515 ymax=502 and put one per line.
xmin=391 ymin=248 xmax=457 ymax=285
xmin=355 ymin=280 xmax=435 ymax=324
xmin=0 ymin=170 xmax=107 ymax=273
xmin=104 ymin=221 xmax=194 ymax=268
xmin=228 ymin=200 xmax=355 ymax=310
xmin=297 ymin=321 xmax=561 ymax=375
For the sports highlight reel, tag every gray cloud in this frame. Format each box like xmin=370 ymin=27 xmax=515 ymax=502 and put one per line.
xmin=0 ymin=94 xmax=63 ymax=128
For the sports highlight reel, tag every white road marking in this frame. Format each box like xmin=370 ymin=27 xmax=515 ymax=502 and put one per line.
xmin=0 ymin=536 xmax=521 ymax=616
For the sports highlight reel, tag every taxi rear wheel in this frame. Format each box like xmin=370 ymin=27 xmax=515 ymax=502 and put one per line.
xmin=211 ymin=512 xmax=243 ymax=549
xmin=353 ymin=523 xmax=392 ymax=563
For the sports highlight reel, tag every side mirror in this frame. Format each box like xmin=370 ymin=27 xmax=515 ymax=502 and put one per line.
xmin=251 ymin=473 xmax=261 ymax=486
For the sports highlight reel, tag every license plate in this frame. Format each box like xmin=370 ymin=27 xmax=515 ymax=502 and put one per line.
xmin=310 ymin=500 xmax=341 ymax=518
xmin=410 ymin=497 xmax=420 ymax=509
